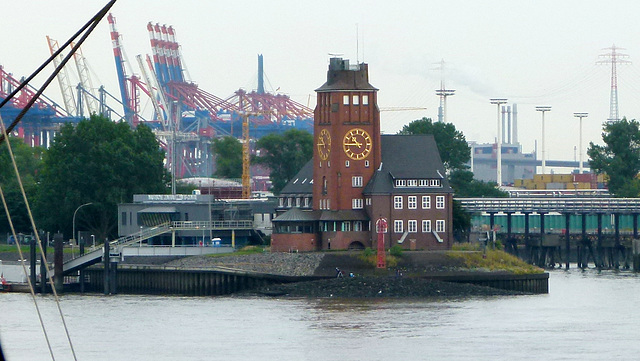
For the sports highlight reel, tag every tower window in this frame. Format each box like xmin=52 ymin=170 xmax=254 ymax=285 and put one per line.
xmin=352 ymin=198 xmax=363 ymax=209
xmin=352 ymin=95 xmax=359 ymax=105
xmin=343 ymin=95 xmax=349 ymax=105
xmin=345 ymin=160 xmax=350 ymax=168
xmin=352 ymin=176 xmax=363 ymax=187
xmin=365 ymin=160 xmax=370 ymax=167
xmin=363 ymin=95 xmax=369 ymax=105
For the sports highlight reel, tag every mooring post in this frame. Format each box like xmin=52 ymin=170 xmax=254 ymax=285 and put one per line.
xmin=40 ymin=238 xmax=47 ymax=294
xmin=30 ymin=237 xmax=36 ymax=290
xmin=79 ymin=238 xmax=85 ymax=293
xmin=104 ymin=240 xmax=110 ymax=295
xmin=634 ymin=213 xmax=639 ymax=239
xmin=633 ymin=239 xmax=640 ymax=272
xmin=565 ymin=213 xmax=571 ymax=270
xmin=581 ymin=213 xmax=587 ymax=268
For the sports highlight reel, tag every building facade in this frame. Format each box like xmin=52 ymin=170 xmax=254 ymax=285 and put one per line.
xmin=271 ymin=58 xmax=454 ymax=252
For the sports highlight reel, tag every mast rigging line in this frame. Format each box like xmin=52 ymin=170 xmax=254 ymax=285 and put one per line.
xmin=0 ymin=0 xmax=117 ymax=146
xmin=0 ymin=2 xmax=117 ymax=360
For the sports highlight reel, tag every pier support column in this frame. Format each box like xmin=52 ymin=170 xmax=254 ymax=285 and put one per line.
xmin=104 ymin=241 xmax=110 ymax=295
xmin=565 ymin=213 xmax=571 ymax=270
xmin=172 ymin=230 xmax=176 ymax=247
xmin=524 ymin=212 xmax=530 ymax=263
xmin=597 ymin=213 xmax=603 ymax=269
xmin=633 ymin=213 xmax=638 ymax=239
xmin=614 ymin=213 xmax=620 ymax=269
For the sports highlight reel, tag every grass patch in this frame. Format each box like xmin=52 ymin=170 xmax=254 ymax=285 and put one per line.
xmin=205 ymin=245 xmax=267 ymax=258
xmin=447 ymin=248 xmax=544 ymax=275
xmin=358 ymin=248 xmax=399 ymax=268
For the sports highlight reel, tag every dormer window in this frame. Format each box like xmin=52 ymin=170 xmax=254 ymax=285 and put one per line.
xmin=395 ymin=179 xmax=407 ymax=187
xmin=343 ymin=95 xmax=349 ymax=105
xmin=407 ymin=179 xmax=418 ymax=187
xmin=429 ymin=179 xmax=441 ymax=187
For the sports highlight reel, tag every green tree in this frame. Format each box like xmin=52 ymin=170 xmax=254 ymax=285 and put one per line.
xmin=587 ymin=118 xmax=640 ymax=197
xmin=254 ymin=128 xmax=313 ymax=194
xmin=36 ymin=115 xmax=168 ymax=241
xmin=449 ymin=169 xmax=508 ymax=198
xmin=212 ymin=136 xmax=242 ymax=179
xmin=398 ymin=117 xmax=470 ymax=172
xmin=0 ymin=137 xmax=42 ymax=235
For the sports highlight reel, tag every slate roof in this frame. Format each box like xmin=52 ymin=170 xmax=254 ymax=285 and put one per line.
xmin=279 ymin=160 xmax=313 ymax=195
xmin=272 ymin=207 xmax=320 ymax=222
xmin=363 ymin=134 xmax=454 ymax=195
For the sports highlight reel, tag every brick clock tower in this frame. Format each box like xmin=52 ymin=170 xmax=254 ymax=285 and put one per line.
xmin=313 ymin=58 xmax=381 ymax=212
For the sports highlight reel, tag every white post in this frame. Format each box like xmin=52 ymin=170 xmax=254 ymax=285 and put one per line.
xmin=574 ymin=113 xmax=588 ymax=174
xmin=490 ymin=99 xmax=507 ymax=185
xmin=536 ymin=106 xmax=552 ymax=175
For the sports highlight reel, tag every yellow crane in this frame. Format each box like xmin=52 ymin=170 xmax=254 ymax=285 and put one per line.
xmin=240 ymin=111 xmax=269 ymax=199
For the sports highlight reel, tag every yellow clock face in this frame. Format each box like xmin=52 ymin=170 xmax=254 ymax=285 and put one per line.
xmin=317 ymin=129 xmax=331 ymax=160
xmin=343 ymin=128 xmax=372 ymax=160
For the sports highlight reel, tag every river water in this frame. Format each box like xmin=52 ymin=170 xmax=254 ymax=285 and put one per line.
xmin=1 ymin=268 xmax=639 ymax=361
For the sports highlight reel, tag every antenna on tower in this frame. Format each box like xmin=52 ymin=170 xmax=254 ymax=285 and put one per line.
xmin=597 ymin=44 xmax=631 ymax=123
xmin=433 ymin=59 xmax=455 ymax=123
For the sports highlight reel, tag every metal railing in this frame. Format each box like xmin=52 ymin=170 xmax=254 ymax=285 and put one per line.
xmin=458 ymin=197 xmax=640 ymax=213
xmin=171 ymin=220 xmax=253 ymax=230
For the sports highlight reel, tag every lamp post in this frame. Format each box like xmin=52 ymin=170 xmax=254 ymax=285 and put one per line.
xmin=73 ymin=202 xmax=93 ymax=247
xmin=574 ymin=113 xmax=588 ymax=174
xmin=490 ymin=99 xmax=507 ymax=185
xmin=536 ymin=106 xmax=552 ymax=174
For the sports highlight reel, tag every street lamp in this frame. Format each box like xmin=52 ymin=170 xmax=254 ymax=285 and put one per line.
xmin=73 ymin=202 xmax=93 ymax=247
xmin=536 ymin=106 xmax=552 ymax=174
xmin=574 ymin=113 xmax=588 ymax=174
xmin=490 ymin=99 xmax=507 ymax=185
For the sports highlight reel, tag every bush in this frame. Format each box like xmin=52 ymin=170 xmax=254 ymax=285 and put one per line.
xmin=389 ymin=245 xmax=403 ymax=257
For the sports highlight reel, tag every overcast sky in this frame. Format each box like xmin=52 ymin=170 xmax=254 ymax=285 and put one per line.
xmin=4 ymin=0 xmax=640 ymax=164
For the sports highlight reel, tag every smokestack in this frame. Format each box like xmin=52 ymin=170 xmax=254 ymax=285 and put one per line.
xmin=257 ymin=54 xmax=265 ymax=94
xmin=507 ymin=106 xmax=512 ymax=144
xmin=501 ymin=106 xmax=507 ymax=144
xmin=512 ymin=103 xmax=518 ymax=144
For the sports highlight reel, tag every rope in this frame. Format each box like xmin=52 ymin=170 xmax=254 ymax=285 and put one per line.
xmin=0 ymin=2 xmax=117 ymax=360
xmin=0 ymin=141 xmax=56 ymax=361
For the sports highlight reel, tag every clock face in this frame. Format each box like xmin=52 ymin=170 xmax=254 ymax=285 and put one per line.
xmin=343 ymin=128 xmax=372 ymax=160
xmin=317 ymin=129 xmax=331 ymax=160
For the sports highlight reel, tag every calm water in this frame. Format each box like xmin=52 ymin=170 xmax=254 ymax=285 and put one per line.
xmin=1 ymin=269 xmax=639 ymax=361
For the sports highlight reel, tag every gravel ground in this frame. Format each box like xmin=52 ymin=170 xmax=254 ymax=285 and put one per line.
xmin=163 ymin=252 xmax=326 ymax=276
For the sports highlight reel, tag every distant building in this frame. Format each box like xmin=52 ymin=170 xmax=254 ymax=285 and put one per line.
xmin=118 ymin=194 xmax=276 ymax=247
xmin=469 ymin=141 xmax=536 ymax=185
xmin=271 ymin=58 xmax=454 ymax=252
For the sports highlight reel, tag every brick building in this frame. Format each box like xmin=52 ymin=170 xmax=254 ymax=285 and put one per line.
xmin=271 ymin=58 xmax=453 ymax=252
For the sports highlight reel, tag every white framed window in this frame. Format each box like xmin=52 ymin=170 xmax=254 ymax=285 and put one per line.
xmin=394 ymin=196 xmax=403 ymax=209
xmin=422 ymin=196 xmax=431 ymax=209
xmin=408 ymin=220 xmax=417 ymax=233
xmin=304 ymin=197 xmax=310 ymax=208
xmin=352 ymin=198 xmax=363 ymax=209
xmin=287 ymin=197 xmax=292 ymax=207
xmin=365 ymin=160 xmax=370 ymax=167
xmin=345 ymin=160 xmax=350 ymax=168
xmin=419 ymin=179 xmax=428 ymax=187
xmin=365 ymin=197 xmax=372 ymax=206
xmin=394 ymin=220 xmax=403 ymax=233
xmin=436 ymin=220 xmax=445 ymax=233
xmin=408 ymin=196 xmax=417 ymax=209
xmin=352 ymin=95 xmax=359 ymax=105
xmin=296 ymin=197 xmax=301 ymax=207
xmin=352 ymin=176 xmax=363 ymax=187
xmin=407 ymin=179 xmax=418 ymax=187
xmin=436 ymin=196 xmax=445 ymax=209
xmin=362 ymin=95 xmax=369 ymax=105
xmin=422 ymin=220 xmax=431 ymax=232
xmin=395 ymin=179 xmax=407 ymax=187
xmin=354 ymin=221 xmax=363 ymax=232
xmin=343 ymin=95 xmax=349 ymax=105
xmin=342 ymin=221 xmax=351 ymax=232
xmin=279 ymin=197 xmax=284 ymax=207
xmin=430 ymin=179 xmax=441 ymax=187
